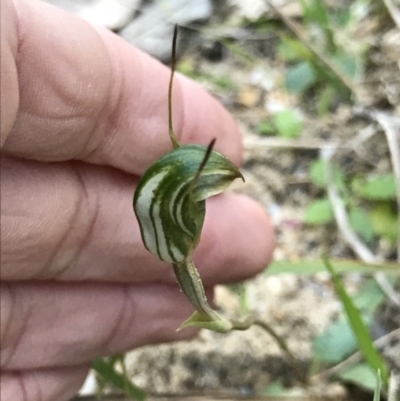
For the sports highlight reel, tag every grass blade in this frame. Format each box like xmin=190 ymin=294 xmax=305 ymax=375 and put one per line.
xmin=374 ymin=369 xmax=382 ymax=401
xmin=323 ymin=257 xmax=389 ymax=386
xmin=92 ymin=357 xmax=146 ymax=401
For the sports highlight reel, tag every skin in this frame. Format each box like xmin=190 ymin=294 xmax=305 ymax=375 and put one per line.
xmin=0 ymin=0 xmax=275 ymax=400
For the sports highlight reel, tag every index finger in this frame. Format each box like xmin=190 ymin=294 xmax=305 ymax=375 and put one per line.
xmin=1 ymin=0 xmax=242 ymax=173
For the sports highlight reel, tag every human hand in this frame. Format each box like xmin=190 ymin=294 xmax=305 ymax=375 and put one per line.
xmin=0 ymin=0 xmax=275 ymax=400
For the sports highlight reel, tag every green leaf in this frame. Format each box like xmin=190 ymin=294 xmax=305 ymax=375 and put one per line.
xmin=278 ymin=36 xmax=311 ymax=61
xmin=352 ymin=279 xmax=386 ymax=314
xmin=309 ymin=159 xmax=326 ymax=188
xmin=262 ymin=382 xmax=287 ymax=396
xmin=349 ymin=207 xmax=375 ymax=243
xmin=313 ymin=318 xmax=358 ymax=363
xmin=323 ymin=258 xmax=389 ymax=386
xmin=352 ymin=174 xmax=396 ymax=200
xmin=304 ymin=198 xmax=333 ymax=224
xmin=368 ymin=202 xmax=398 ymax=243
xmin=260 ymin=382 xmax=304 ymax=401
xmin=301 ymin=0 xmax=328 ymax=27
xmin=285 ymin=62 xmax=317 ymax=93
xmin=257 ymin=121 xmax=275 ymax=136
xmin=278 ymin=40 xmax=300 ymax=61
xmin=334 ymin=53 xmax=358 ymax=80
xmin=92 ymin=357 xmax=147 ymax=401
xmin=273 ymin=109 xmax=303 ymax=138
xmin=338 ymin=363 xmax=378 ymax=391
xmin=309 ymin=159 xmax=346 ymax=191
xmin=332 ymin=9 xmax=352 ymax=27
xmin=302 ymin=0 xmax=336 ymax=53
xmin=314 ymin=279 xmax=388 ymax=364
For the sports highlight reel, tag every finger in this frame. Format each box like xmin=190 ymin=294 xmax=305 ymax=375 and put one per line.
xmin=1 ymin=281 xmax=200 ymax=370
xmin=1 ymin=365 xmax=88 ymax=401
xmin=1 ymin=157 xmax=274 ymax=283
xmin=195 ymin=193 xmax=275 ymax=283
xmin=0 ymin=0 xmax=19 ymax=139
xmin=2 ymin=0 xmax=242 ymax=172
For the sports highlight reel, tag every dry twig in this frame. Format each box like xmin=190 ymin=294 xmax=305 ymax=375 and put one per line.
xmin=388 ymin=371 xmax=400 ymax=401
xmin=243 ymin=136 xmax=340 ymax=151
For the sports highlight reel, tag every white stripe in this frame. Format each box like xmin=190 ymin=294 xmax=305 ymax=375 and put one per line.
xmin=135 ymin=170 xmax=168 ymax=258
xmin=135 ymin=168 xmax=185 ymax=263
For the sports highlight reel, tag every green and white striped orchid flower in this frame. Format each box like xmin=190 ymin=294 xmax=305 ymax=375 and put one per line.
xmin=133 ymin=26 xmax=246 ymax=332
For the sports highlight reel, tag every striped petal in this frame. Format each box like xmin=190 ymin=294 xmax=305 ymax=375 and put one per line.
xmin=133 ymin=144 xmax=243 ymax=263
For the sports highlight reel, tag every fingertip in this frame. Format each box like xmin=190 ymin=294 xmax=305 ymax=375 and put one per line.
xmin=195 ymin=193 xmax=275 ymax=284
